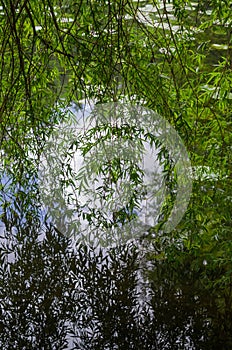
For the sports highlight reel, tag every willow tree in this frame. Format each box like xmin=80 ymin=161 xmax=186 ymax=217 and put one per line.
xmin=0 ymin=0 xmax=232 ymax=348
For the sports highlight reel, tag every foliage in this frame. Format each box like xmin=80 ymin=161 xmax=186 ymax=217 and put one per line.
xmin=0 ymin=0 xmax=232 ymax=348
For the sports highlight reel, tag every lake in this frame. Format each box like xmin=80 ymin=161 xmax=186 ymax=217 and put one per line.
xmin=0 ymin=1 xmax=232 ymax=349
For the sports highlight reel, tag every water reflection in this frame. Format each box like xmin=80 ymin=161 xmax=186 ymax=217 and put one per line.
xmin=38 ymin=101 xmax=192 ymax=246
xmin=0 ymin=150 xmax=230 ymax=347
xmin=1 ymin=1 xmax=232 ymax=348
xmin=1 ymin=223 xmax=232 ymax=349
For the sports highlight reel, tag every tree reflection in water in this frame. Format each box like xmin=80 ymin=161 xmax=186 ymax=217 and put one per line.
xmin=0 ymin=221 xmax=231 ymax=349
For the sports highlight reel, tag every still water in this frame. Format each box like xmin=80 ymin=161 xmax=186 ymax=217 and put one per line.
xmin=0 ymin=1 xmax=232 ymax=349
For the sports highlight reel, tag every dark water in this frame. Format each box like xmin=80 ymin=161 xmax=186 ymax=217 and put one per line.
xmin=1 ymin=216 xmax=232 ymax=349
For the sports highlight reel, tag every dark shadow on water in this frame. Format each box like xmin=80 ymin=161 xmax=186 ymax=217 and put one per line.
xmin=0 ymin=221 xmax=232 ymax=350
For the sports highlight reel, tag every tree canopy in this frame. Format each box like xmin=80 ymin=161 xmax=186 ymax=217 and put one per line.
xmin=0 ymin=0 xmax=232 ymax=348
